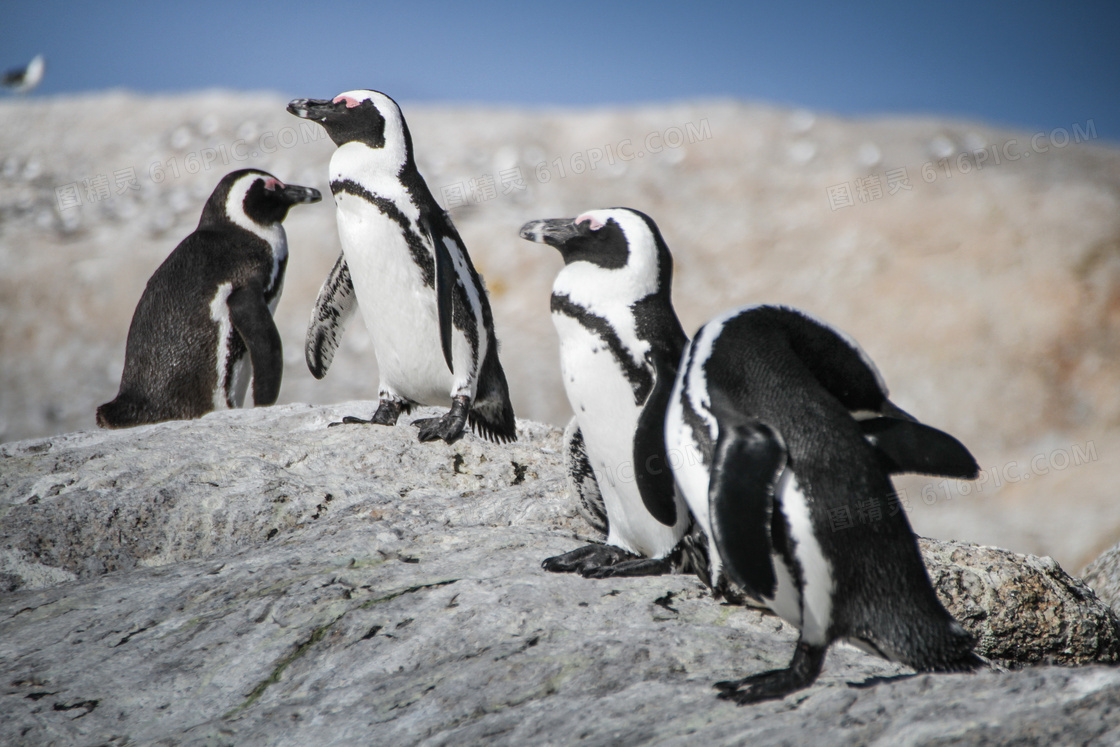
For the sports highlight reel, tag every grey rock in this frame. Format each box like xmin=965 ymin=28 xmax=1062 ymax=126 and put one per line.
xmin=1083 ymin=542 xmax=1120 ymax=617
xmin=1 ymin=404 xmax=1119 ymax=745
xmin=921 ymin=538 xmax=1120 ymax=666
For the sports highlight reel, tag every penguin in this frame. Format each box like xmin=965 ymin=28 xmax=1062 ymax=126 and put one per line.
xmin=519 ymin=208 xmax=691 ymax=577
xmin=664 ymin=303 xmax=983 ymax=704
xmin=2 ymin=54 xmax=44 ymax=94
xmin=96 ymin=169 xmax=320 ymax=429
xmin=287 ymin=90 xmax=516 ymax=444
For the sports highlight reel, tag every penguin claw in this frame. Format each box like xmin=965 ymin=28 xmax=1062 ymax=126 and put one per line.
xmin=412 ymin=395 xmax=470 ymax=444
xmin=540 ymin=543 xmax=668 ymax=577
xmin=713 ymin=642 xmax=827 ymax=705
xmin=327 ymin=399 xmax=405 ymax=428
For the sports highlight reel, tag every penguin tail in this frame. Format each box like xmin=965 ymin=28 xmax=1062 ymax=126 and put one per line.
xmin=95 ymin=398 xmax=131 ymax=429
xmin=468 ymin=403 xmax=517 ymax=444
xmin=468 ymin=343 xmax=517 ymax=443
xmin=95 ymin=393 xmax=153 ymax=429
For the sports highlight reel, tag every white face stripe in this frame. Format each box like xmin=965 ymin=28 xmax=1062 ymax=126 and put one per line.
xmin=551 ymin=208 xmax=665 ymax=374
xmin=333 ymin=89 xmax=410 ymax=173
xmin=224 ymin=172 xmax=285 ymax=248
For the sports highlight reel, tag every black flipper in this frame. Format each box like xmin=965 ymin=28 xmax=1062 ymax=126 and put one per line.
xmin=306 ymin=252 xmax=357 ymax=380
xmin=632 ymin=357 xmax=680 ymax=527
xmin=708 ymin=421 xmax=786 ymax=599
xmin=715 ymin=639 xmax=827 ymax=705
xmin=860 ymin=417 xmax=980 ymax=479
xmin=564 ymin=419 xmax=608 ymax=536
xmin=227 ymin=283 xmax=282 ymax=406
xmin=419 ymin=209 xmax=456 ymax=374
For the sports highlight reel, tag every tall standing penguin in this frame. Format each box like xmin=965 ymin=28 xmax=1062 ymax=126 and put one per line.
xmin=519 ymin=208 xmax=691 ymax=577
xmin=287 ymin=90 xmax=516 ymax=444
xmin=665 ymin=304 xmax=982 ymax=704
xmin=97 ymin=169 xmax=320 ymax=428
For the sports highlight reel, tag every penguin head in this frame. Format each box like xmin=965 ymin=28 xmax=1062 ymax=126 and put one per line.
xmin=201 ymin=169 xmax=321 ymax=230
xmin=519 ymin=208 xmax=674 ymax=300
xmin=287 ymin=90 xmax=412 ymax=154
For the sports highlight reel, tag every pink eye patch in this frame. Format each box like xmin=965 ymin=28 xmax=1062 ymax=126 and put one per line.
xmin=264 ymin=177 xmax=283 ymax=190
xmin=575 ymin=213 xmax=605 ymax=230
xmin=332 ymin=95 xmax=362 ymax=108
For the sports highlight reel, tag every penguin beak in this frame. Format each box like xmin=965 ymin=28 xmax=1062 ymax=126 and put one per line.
xmin=286 ymin=98 xmax=339 ymax=121
xmin=279 ymin=184 xmax=322 ymax=205
xmin=518 ymin=218 xmax=585 ymax=248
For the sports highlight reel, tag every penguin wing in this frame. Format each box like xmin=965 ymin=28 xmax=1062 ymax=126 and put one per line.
xmin=564 ymin=417 xmax=608 ymax=536
xmin=306 ymin=252 xmax=357 ymax=379
xmin=417 ymin=209 xmax=456 ymax=373
xmin=228 ymin=283 xmax=283 ymax=406
xmin=632 ymin=356 xmax=683 ymax=527
xmin=860 ymin=417 xmax=980 ymax=479
xmin=708 ymin=420 xmax=786 ymax=598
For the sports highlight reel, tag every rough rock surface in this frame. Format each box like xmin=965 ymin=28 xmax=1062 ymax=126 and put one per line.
xmin=2 ymin=92 xmax=1119 ymax=570
xmin=1084 ymin=542 xmax=1120 ymax=617
xmin=2 ymin=405 xmax=1119 ymax=745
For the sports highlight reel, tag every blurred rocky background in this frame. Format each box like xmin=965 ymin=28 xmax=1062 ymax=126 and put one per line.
xmin=1 ymin=91 xmax=1118 ymax=571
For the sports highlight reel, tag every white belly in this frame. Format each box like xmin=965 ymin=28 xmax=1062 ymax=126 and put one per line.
xmin=555 ymin=313 xmax=683 ymax=557
xmin=336 ymin=194 xmax=463 ymax=405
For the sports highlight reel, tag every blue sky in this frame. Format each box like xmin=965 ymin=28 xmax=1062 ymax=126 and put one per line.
xmin=3 ymin=1 xmax=1119 ymax=140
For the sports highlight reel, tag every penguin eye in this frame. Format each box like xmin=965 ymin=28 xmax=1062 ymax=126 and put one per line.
xmin=262 ymin=177 xmax=282 ymax=192
xmin=575 ymin=213 xmax=606 ymax=231
xmin=332 ymin=95 xmax=362 ymax=109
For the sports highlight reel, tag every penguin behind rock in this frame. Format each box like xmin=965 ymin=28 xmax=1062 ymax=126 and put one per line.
xmin=519 ymin=208 xmax=691 ymax=577
xmin=97 ymin=169 xmax=320 ymax=429
xmin=287 ymin=90 xmax=516 ymax=444
xmin=665 ymin=304 xmax=982 ymax=704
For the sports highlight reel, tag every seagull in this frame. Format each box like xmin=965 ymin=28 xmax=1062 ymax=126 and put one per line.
xmin=3 ymin=54 xmax=45 ymax=94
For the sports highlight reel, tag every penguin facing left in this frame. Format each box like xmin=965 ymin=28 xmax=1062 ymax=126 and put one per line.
xmin=287 ymin=90 xmax=516 ymax=444
xmin=519 ymin=208 xmax=692 ymax=577
xmin=665 ymin=304 xmax=982 ymax=704
xmin=97 ymin=169 xmax=320 ymax=428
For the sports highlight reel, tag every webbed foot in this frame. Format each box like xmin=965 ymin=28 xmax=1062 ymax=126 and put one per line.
xmin=541 ymin=543 xmax=674 ymax=578
xmin=328 ymin=398 xmax=405 ymax=428
xmin=715 ymin=641 xmax=826 ymax=705
xmin=412 ymin=395 xmax=470 ymax=444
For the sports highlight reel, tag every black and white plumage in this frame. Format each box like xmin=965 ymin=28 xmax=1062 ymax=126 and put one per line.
xmin=519 ymin=208 xmax=691 ymax=577
xmin=2 ymin=54 xmax=44 ymax=94
xmin=97 ymin=169 xmax=320 ymax=429
xmin=287 ymin=90 xmax=515 ymax=444
xmin=665 ymin=304 xmax=982 ymax=704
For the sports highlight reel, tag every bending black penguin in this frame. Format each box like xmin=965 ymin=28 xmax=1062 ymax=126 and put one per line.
xmin=665 ymin=304 xmax=982 ymax=704
xmin=287 ymin=90 xmax=516 ymax=444
xmin=97 ymin=169 xmax=320 ymax=428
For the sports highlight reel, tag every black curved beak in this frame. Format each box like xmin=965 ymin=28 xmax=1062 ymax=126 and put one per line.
xmin=280 ymin=184 xmax=322 ymax=205
xmin=286 ymin=98 xmax=339 ymax=121
xmin=518 ymin=218 xmax=584 ymax=248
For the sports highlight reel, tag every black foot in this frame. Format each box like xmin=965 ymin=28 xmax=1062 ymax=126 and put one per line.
xmin=541 ymin=543 xmax=674 ymax=578
xmin=412 ymin=395 xmax=470 ymax=444
xmin=715 ymin=641 xmax=826 ymax=705
xmin=327 ymin=399 xmax=406 ymax=428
